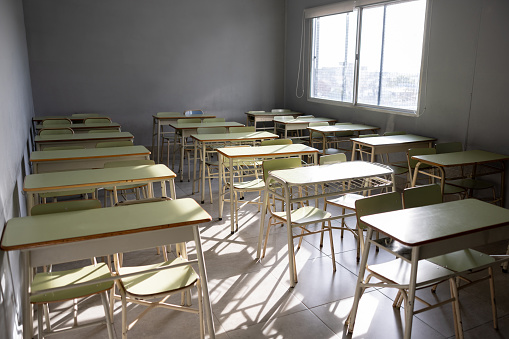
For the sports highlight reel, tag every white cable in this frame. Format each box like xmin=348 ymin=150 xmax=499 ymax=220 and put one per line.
xmin=296 ymin=12 xmax=306 ymax=98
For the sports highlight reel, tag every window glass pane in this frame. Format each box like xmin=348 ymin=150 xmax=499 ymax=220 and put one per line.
xmin=310 ymin=11 xmax=357 ymax=102
xmin=357 ymin=0 xmax=426 ymax=110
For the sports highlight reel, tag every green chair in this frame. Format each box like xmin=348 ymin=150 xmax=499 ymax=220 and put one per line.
xmin=102 ymin=160 xmax=155 ymax=206
xmin=112 ymin=198 xmax=204 ymax=339
xmin=171 ymin=118 xmax=202 ymax=176
xmin=84 ymin=117 xmax=112 ymax=125
xmin=383 ymin=131 xmax=406 ymax=136
xmin=319 ymin=153 xmax=347 ymax=165
xmin=261 ymin=158 xmax=336 ymax=282
xmin=352 ymin=191 xmax=463 ymax=336
xmin=39 ymin=128 xmax=74 ymax=136
xmin=88 ymin=129 xmax=121 ymax=133
xmin=403 ymin=184 xmax=499 ymax=329
xmin=42 ymin=118 xmax=72 ymax=127
xmin=260 ymin=139 xmax=292 ymax=146
xmin=308 ymin=122 xmax=331 ymax=150
xmin=30 ymin=200 xmax=114 ymax=339
xmin=72 ymin=113 xmax=101 ymax=118
xmin=96 ymin=140 xmax=134 ymax=148
xmin=43 ymin=145 xmax=85 ymax=151
xmin=202 ymin=118 xmax=225 ymax=123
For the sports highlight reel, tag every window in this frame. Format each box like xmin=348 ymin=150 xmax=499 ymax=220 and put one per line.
xmin=307 ymin=0 xmax=427 ymax=115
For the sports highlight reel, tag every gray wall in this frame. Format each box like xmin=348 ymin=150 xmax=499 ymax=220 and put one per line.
xmin=0 ymin=0 xmax=34 ymax=337
xmin=23 ymin=0 xmax=286 ymax=146
xmin=284 ymin=0 xmax=509 ymax=202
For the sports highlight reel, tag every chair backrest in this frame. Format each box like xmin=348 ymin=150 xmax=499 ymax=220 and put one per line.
xmin=359 ymin=134 xmax=379 ymax=138
xmin=202 ymin=118 xmax=225 ymax=123
xmin=435 ymin=142 xmax=463 ymax=154
xmin=335 ymin=122 xmax=352 ymax=125
xmin=72 ymin=113 xmax=101 ymax=118
xmin=271 ymin=109 xmax=290 ymax=112
xmin=39 ymin=128 xmax=74 ymax=136
xmin=197 ymin=127 xmax=227 ymax=134
xmin=84 ymin=117 xmax=112 ymax=125
xmin=156 ymin=112 xmax=181 ymax=117
xmin=383 ymin=131 xmax=406 ymax=136
xmin=104 ymin=160 xmax=155 ymax=168
xmin=88 ymin=129 xmax=120 ymax=133
xmin=309 ymin=122 xmax=329 ymax=138
xmin=260 ymin=139 xmax=292 ymax=146
xmin=403 ymin=184 xmax=442 ymax=209
xmin=319 ymin=153 xmax=347 ymax=165
xmin=177 ymin=118 xmax=201 ymax=124
xmin=229 ymin=126 xmax=255 ymax=133
xmin=296 ymin=115 xmax=314 ymax=119
xmin=31 ymin=199 xmax=102 ymax=215
xmin=334 ymin=122 xmax=356 ymax=137
xmin=43 ymin=145 xmax=85 ymax=151
xmin=184 ymin=109 xmax=204 ymax=116
xmin=262 ymin=157 xmax=302 ymax=182
xmin=355 ymin=191 xmax=402 ymax=230
xmin=407 ymin=147 xmax=436 ymax=169
xmin=96 ymin=140 xmax=134 ymax=148
xmin=42 ymin=118 xmax=72 ymax=127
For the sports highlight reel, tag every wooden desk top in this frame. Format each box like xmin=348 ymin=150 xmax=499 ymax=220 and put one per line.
xmin=269 ymin=161 xmax=393 ymax=186
xmin=273 ymin=117 xmax=336 ymax=124
xmin=217 ymin=144 xmax=318 ymax=158
xmin=191 ymin=131 xmax=278 ymax=142
xmin=350 ymin=134 xmax=436 ymax=146
xmin=30 ymin=146 xmax=150 ymax=163
xmin=1 ymin=199 xmax=211 ymax=251
xmin=361 ymin=199 xmax=509 ymax=247
xmin=24 ymin=164 xmax=175 ymax=192
xmin=35 ymin=132 xmax=134 ymax=143
xmin=411 ymin=150 xmax=509 ymax=167
xmin=168 ymin=122 xmax=244 ymax=129
xmin=308 ymin=124 xmax=380 ymax=133
xmin=36 ymin=122 xmax=121 ymax=131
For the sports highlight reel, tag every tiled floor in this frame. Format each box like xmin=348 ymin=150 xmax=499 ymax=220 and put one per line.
xmin=38 ymin=167 xmax=509 ymax=339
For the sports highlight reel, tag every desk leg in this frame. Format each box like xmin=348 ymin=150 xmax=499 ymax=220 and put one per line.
xmin=157 ymin=120 xmax=161 ymax=163
xmin=257 ymin=189 xmax=269 ymax=259
xmin=113 ymin=187 xmax=119 ymax=205
xmin=284 ymin=185 xmax=297 ymax=287
xmin=192 ymin=225 xmax=215 ymax=339
xmin=351 ymin=142 xmax=357 ymax=161
xmin=201 ymin=143 xmax=206 ymax=204
xmin=346 ymin=228 xmax=372 ymax=333
xmin=27 ymin=193 xmax=35 ymax=216
xmin=218 ymin=154 xmax=224 ymax=220
xmin=192 ymin=140 xmax=198 ymax=195
xmin=180 ymin=134 xmax=185 ymax=182
xmin=22 ymin=251 xmax=32 ymax=339
xmin=404 ymin=247 xmax=420 ymax=339
xmin=411 ymin=163 xmax=420 ymax=188
xmin=229 ymin=158 xmax=235 ymax=234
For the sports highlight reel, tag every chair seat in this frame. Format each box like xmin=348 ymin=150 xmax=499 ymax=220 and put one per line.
xmin=232 ymin=178 xmax=265 ymax=190
xmin=39 ymin=188 xmax=96 ymax=198
xmin=327 ymin=193 xmax=365 ymax=210
xmin=118 ymin=257 xmax=198 ymax=297
xmin=30 ymin=263 xmax=113 ymax=304
xmin=427 ymin=249 xmax=495 ymax=273
xmin=443 ymin=183 xmax=467 ymax=195
xmin=447 ymin=178 xmax=494 ymax=190
xmin=388 ymin=164 xmax=409 ymax=175
xmin=273 ymin=205 xmax=331 ymax=225
xmin=367 ymin=259 xmax=454 ymax=287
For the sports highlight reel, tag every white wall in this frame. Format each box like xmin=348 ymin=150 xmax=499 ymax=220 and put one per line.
xmin=23 ymin=0 xmax=287 ymax=146
xmin=0 ymin=0 xmax=35 ymax=337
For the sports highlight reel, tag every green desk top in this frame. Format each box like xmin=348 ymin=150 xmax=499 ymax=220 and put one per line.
xmin=36 ymin=122 xmax=121 ymax=130
xmin=35 ymin=132 xmax=134 ymax=143
xmin=307 ymin=124 xmax=380 ymax=133
xmin=1 ymin=199 xmax=211 ymax=251
xmin=411 ymin=150 xmax=509 ymax=167
xmin=191 ymin=131 xmax=278 ymax=142
xmin=168 ymin=122 xmax=244 ymax=129
xmin=269 ymin=161 xmax=393 ymax=186
xmin=273 ymin=117 xmax=336 ymax=124
xmin=361 ymin=199 xmax=509 ymax=247
xmin=245 ymin=111 xmax=303 ymax=116
xmin=350 ymin=134 xmax=436 ymax=146
xmin=217 ymin=144 xmax=318 ymax=158
xmin=30 ymin=146 xmax=150 ymax=162
xmin=24 ymin=164 xmax=175 ymax=192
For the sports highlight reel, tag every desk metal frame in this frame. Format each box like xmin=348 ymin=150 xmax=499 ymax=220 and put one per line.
xmin=273 ymin=117 xmax=336 ymax=141
xmin=245 ymin=111 xmax=303 ymax=130
xmin=347 ymin=199 xmax=509 ymax=339
xmin=262 ymin=162 xmax=395 ymax=287
xmin=217 ymin=144 xmax=319 ymax=233
xmin=351 ymin=134 xmax=436 ymax=162
xmin=1 ymin=199 xmax=216 ymax=339
xmin=307 ymin=124 xmax=379 ymax=155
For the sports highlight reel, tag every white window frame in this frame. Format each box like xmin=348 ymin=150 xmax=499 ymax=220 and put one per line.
xmin=304 ymin=0 xmax=431 ymax=116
